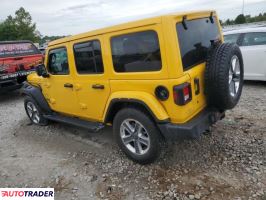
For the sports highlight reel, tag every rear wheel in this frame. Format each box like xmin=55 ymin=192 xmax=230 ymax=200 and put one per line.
xmin=24 ymin=96 xmax=48 ymax=125
xmin=113 ymin=108 xmax=161 ymax=164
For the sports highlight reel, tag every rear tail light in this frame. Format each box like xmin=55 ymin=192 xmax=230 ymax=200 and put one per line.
xmin=173 ymin=83 xmax=192 ymax=105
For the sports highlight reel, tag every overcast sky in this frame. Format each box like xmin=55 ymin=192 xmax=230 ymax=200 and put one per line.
xmin=0 ymin=0 xmax=265 ymax=36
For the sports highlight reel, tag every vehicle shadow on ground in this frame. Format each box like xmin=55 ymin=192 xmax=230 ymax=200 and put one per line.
xmin=58 ymin=122 xmax=116 ymax=146
xmin=0 ymin=90 xmax=23 ymax=103
xmin=244 ymin=80 xmax=266 ymax=86
xmin=17 ymin=116 xmax=116 ymax=150
xmin=17 ymin=116 xmax=228 ymax=168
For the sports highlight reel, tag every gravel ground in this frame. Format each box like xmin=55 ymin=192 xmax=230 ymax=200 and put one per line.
xmin=0 ymin=81 xmax=265 ymax=200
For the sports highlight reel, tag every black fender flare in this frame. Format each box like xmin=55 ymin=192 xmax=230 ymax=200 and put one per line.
xmin=21 ymin=82 xmax=52 ymax=114
xmin=104 ymin=98 xmax=170 ymax=124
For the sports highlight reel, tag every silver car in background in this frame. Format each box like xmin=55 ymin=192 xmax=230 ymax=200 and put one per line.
xmin=224 ymin=27 xmax=266 ymax=81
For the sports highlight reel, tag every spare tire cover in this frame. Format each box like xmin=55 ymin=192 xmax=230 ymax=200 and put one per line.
xmin=205 ymin=43 xmax=244 ymax=110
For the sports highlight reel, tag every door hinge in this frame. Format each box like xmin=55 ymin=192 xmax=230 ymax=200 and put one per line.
xmin=44 ymin=83 xmax=51 ymax=88
xmin=48 ymin=98 xmax=56 ymax=104
xmin=80 ymin=103 xmax=87 ymax=110
xmin=75 ymin=84 xmax=82 ymax=91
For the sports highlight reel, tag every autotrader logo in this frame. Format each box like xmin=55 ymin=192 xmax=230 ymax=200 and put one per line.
xmin=0 ymin=188 xmax=54 ymax=200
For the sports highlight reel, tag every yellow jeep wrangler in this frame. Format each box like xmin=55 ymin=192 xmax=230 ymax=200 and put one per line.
xmin=22 ymin=11 xmax=244 ymax=164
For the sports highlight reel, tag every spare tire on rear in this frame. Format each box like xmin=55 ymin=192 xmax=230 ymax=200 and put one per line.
xmin=205 ymin=43 xmax=244 ymax=110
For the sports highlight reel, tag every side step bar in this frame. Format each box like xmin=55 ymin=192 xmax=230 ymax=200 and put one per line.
xmin=43 ymin=114 xmax=105 ymax=132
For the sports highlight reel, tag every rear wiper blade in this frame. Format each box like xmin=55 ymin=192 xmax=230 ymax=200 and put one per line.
xmin=210 ymin=38 xmax=221 ymax=46
xmin=182 ymin=16 xmax=188 ymax=30
xmin=209 ymin=12 xmax=214 ymax=23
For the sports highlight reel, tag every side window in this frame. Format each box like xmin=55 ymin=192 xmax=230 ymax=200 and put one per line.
xmin=224 ymin=34 xmax=241 ymax=44
xmin=111 ymin=30 xmax=161 ymax=73
xmin=48 ymin=47 xmax=69 ymax=75
xmin=242 ymin=32 xmax=266 ymax=46
xmin=73 ymin=40 xmax=104 ymax=74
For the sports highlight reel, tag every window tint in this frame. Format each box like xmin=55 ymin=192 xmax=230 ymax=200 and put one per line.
xmin=242 ymin=32 xmax=266 ymax=46
xmin=48 ymin=48 xmax=69 ymax=75
xmin=176 ymin=17 xmax=220 ymax=70
xmin=73 ymin=40 xmax=104 ymax=74
xmin=224 ymin=34 xmax=241 ymax=44
xmin=111 ymin=30 xmax=161 ymax=72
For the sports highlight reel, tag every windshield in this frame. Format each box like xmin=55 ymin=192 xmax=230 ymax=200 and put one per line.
xmin=0 ymin=42 xmax=40 ymax=58
xmin=176 ymin=17 xmax=220 ymax=70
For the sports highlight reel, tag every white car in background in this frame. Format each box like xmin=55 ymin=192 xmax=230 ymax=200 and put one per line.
xmin=223 ymin=27 xmax=266 ymax=81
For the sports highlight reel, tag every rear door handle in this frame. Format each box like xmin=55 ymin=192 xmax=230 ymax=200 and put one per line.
xmin=64 ymin=83 xmax=73 ymax=88
xmin=92 ymin=84 xmax=104 ymax=89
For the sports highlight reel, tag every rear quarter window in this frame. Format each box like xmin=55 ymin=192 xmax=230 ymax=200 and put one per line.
xmin=0 ymin=42 xmax=40 ymax=58
xmin=111 ymin=30 xmax=162 ymax=73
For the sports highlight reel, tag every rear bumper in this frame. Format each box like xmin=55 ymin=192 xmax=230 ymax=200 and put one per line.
xmin=158 ymin=109 xmax=225 ymax=140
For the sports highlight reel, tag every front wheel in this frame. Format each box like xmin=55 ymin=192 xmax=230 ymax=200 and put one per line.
xmin=24 ymin=96 xmax=48 ymax=125
xmin=113 ymin=108 xmax=161 ymax=164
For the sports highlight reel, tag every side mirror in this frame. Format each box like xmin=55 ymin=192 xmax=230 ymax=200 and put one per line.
xmin=36 ymin=64 xmax=49 ymax=78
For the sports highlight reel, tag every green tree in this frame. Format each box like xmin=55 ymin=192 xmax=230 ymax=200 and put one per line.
xmin=0 ymin=16 xmax=17 ymax=40
xmin=235 ymin=14 xmax=246 ymax=24
xmin=221 ymin=12 xmax=266 ymax=26
xmin=223 ymin=19 xmax=234 ymax=25
xmin=0 ymin=7 xmax=40 ymax=42
xmin=39 ymin=35 xmax=66 ymax=45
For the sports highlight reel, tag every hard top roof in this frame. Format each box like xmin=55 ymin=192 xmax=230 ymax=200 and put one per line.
xmin=49 ymin=10 xmax=216 ymax=46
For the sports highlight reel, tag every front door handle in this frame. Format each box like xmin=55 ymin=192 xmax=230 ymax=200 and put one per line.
xmin=64 ymin=83 xmax=73 ymax=88
xmin=92 ymin=84 xmax=104 ymax=89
